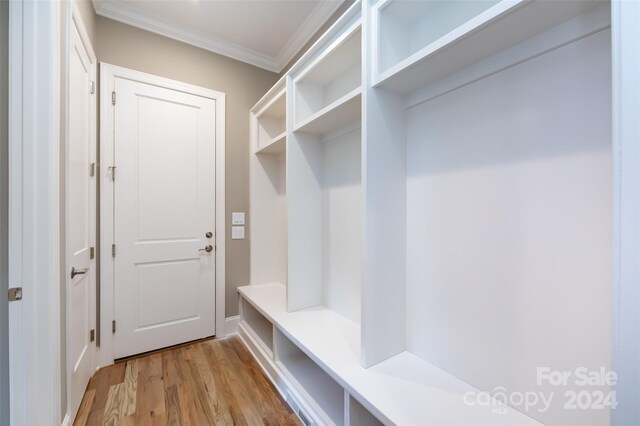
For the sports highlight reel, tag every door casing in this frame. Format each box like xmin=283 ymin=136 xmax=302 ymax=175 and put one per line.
xmin=65 ymin=2 xmax=97 ymax=422
xmin=98 ymin=63 xmax=226 ymax=367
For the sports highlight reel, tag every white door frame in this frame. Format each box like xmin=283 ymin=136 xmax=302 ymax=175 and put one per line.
xmin=98 ymin=63 xmax=226 ymax=367
xmin=8 ymin=0 xmax=62 ymax=425
xmin=612 ymin=0 xmax=640 ymax=424
xmin=65 ymin=1 xmax=97 ymax=423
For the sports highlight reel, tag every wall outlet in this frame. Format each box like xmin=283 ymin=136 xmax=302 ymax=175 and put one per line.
xmin=232 ymin=226 xmax=245 ymax=240
xmin=232 ymin=212 xmax=245 ymax=225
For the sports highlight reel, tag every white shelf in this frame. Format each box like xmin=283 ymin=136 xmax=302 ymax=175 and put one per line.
xmin=293 ymin=87 xmax=361 ymax=135
xmin=255 ymin=131 xmax=286 ymax=155
xmin=294 ymin=24 xmax=362 ymax=127
xmin=255 ymin=88 xmax=286 ymax=151
xmin=347 ymin=395 xmax=382 ymax=426
xmin=374 ymin=0 xmax=603 ymax=94
xmin=238 ymin=283 xmax=539 ymax=426
xmin=276 ymin=329 xmax=345 ymax=425
xmin=239 ymin=297 xmax=273 ymax=357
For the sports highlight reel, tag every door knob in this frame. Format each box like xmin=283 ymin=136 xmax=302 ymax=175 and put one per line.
xmin=71 ymin=267 xmax=89 ymax=278
xmin=199 ymin=245 xmax=214 ymax=253
xmin=206 ymin=231 xmax=213 ymax=238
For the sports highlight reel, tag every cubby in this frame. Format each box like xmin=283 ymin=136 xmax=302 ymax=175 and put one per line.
xmin=364 ymin=2 xmax=612 ymax=425
xmin=287 ymin=10 xmax=363 ymax=324
xmin=250 ymin=78 xmax=287 ymax=289
xmin=243 ymin=1 xmax=616 ymax=425
xmin=347 ymin=395 xmax=382 ymax=426
xmin=254 ymin=88 xmax=286 ymax=154
xmin=373 ymin=0 xmax=605 ymax=93
xmin=239 ymin=297 xmax=273 ymax=356
xmin=275 ymin=329 xmax=345 ymax=425
xmin=293 ymin=24 xmax=361 ymax=133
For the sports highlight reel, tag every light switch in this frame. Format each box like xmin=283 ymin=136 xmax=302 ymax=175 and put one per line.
xmin=232 ymin=226 xmax=245 ymax=240
xmin=232 ymin=212 xmax=245 ymax=225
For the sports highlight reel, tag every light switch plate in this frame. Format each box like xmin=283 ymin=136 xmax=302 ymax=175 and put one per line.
xmin=232 ymin=226 xmax=245 ymax=240
xmin=232 ymin=212 xmax=245 ymax=225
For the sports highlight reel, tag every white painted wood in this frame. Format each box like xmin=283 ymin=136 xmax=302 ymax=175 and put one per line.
xmin=287 ymin=126 xmax=362 ymax=322
xmin=405 ymin=29 xmax=611 ymax=426
xmin=360 ymin=0 xmax=407 ymax=368
xmin=250 ymin=77 xmax=288 ymax=289
xmin=294 ymin=25 xmax=361 ymax=126
xmin=238 ymin=284 xmax=538 ymax=426
xmin=374 ymin=0 xmax=605 ymax=93
xmin=347 ymin=394 xmax=383 ymax=426
xmin=255 ymin=88 xmax=286 ymax=153
xmin=99 ymin=64 xmax=226 ymax=366
xmin=376 ymin=0 xmax=502 ymax=74
xmin=612 ymin=0 xmax=640 ymax=423
xmin=275 ymin=327 xmax=345 ymax=426
xmin=246 ymin=1 xmax=629 ymax=424
xmin=8 ymin=1 xmax=62 ymax=424
xmin=237 ymin=322 xmax=322 ymax=426
xmin=404 ymin=3 xmax=611 ymax=110
xmin=240 ymin=297 xmax=274 ymax=355
xmin=65 ymin=2 xmax=97 ymax=421
xmin=286 ymin=7 xmax=364 ymax=322
xmin=113 ymin=77 xmax=216 ymax=359
xmin=293 ymin=88 xmax=361 ymax=135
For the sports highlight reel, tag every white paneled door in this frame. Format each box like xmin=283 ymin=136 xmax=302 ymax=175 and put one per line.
xmin=113 ymin=77 xmax=217 ymax=359
xmin=67 ymin=15 xmax=96 ymax=421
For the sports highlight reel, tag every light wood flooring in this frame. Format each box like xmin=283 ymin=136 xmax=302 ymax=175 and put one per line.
xmin=74 ymin=336 xmax=301 ymax=426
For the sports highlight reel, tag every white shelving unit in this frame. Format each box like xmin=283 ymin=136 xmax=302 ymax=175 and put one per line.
xmin=250 ymin=77 xmax=288 ymax=289
xmin=237 ymin=283 xmax=534 ymax=426
xmin=254 ymin=87 xmax=286 ymax=153
xmin=372 ymin=0 xmax=605 ymax=93
xmin=243 ymin=1 xmax=621 ymax=425
xmin=287 ymin=9 xmax=363 ymax=325
xmin=293 ymin=24 xmax=362 ymax=129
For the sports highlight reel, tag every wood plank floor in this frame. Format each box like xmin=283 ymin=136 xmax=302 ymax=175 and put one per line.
xmin=74 ymin=336 xmax=301 ymax=426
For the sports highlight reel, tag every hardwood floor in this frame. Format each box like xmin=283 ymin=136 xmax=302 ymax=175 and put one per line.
xmin=74 ymin=336 xmax=301 ymax=426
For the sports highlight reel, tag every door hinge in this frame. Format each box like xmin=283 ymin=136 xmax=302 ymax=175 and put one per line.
xmin=108 ymin=165 xmax=116 ymax=180
xmin=112 ymin=320 xmax=116 ymax=333
xmin=90 ymin=81 xmax=95 ymax=94
xmin=8 ymin=287 xmax=22 ymax=302
xmin=112 ymin=91 xmax=116 ymax=105
xmin=90 ymin=247 xmax=95 ymax=259
xmin=111 ymin=244 xmax=116 ymax=257
xmin=90 ymin=329 xmax=95 ymax=342
xmin=90 ymin=162 xmax=96 ymax=177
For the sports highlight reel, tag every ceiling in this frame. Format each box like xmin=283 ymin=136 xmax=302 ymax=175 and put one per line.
xmin=92 ymin=0 xmax=345 ymax=73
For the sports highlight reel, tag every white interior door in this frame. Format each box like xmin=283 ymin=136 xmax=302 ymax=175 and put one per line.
xmin=67 ymin=16 xmax=96 ymax=421
xmin=113 ymin=77 xmax=217 ymax=359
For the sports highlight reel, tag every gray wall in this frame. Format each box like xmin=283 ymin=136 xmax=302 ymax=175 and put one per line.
xmin=0 ymin=0 xmax=10 ymax=424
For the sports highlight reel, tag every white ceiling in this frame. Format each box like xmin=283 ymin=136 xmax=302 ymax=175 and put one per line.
xmin=92 ymin=0 xmax=345 ymax=72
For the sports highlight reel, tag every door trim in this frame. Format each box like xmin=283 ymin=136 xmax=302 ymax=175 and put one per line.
xmin=98 ymin=63 xmax=226 ymax=368
xmin=8 ymin=1 xmax=62 ymax=424
xmin=65 ymin=1 xmax=97 ymax=422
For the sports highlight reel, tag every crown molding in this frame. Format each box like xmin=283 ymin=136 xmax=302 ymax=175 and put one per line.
xmin=92 ymin=0 xmax=279 ymax=72
xmin=275 ymin=0 xmax=344 ymax=71
xmin=92 ymin=0 xmax=344 ymax=73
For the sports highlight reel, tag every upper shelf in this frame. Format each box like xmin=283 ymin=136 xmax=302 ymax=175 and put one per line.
xmin=238 ymin=283 xmax=540 ymax=426
xmin=294 ymin=23 xmax=362 ymax=129
xmin=373 ymin=0 xmax=606 ymax=94
xmin=254 ymin=88 xmax=286 ymax=154
xmin=293 ymin=87 xmax=361 ymax=135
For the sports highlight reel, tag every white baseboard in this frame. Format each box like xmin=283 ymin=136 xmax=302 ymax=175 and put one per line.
xmin=224 ymin=315 xmax=240 ymax=336
xmin=61 ymin=413 xmax=71 ymax=426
